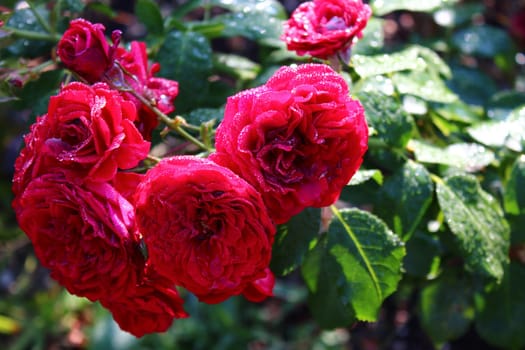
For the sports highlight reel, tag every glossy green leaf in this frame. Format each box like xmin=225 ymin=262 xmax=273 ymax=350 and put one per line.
xmin=302 ymin=235 xmax=356 ymax=328
xmin=420 ymin=270 xmax=474 ymax=343
xmin=135 ymin=0 xmax=164 ymax=36
xmin=357 ymin=91 xmax=414 ymax=148
xmin=348 ymin=169 xmax=383 ymax=186
xmin=210 ymin=0 xmax=287 ymax=18
xmin=409 ymin=140 xmax=495 ymax=172
xmin=452 ymin=25 xmax=513 ymax=58
xmin=392 ymin=70 xmax=458 ymax=103
xmin=213 ymin=53 xmax=261 ymax=81
xmin=352 ymin=47 xmax=425 ymax=79
xmin=447 ymin=65 xmax=498 ymax=106
xmin=302 ymin=208 xmax=404 ymax=325
xmin=370 ymin=0 xmax=458 ymax=16
xmin=475 ymin=262 xmax=525 ymax=350
xmin=403 ymin=231 xmax=441 ymax=277
xmin=433 ymin=100 xmax=483 ymax=124
xmin=157 ymin=30 xmax=213 ymax=113
xmin=378 ymin=160 xmax=434 ymax=241
xmin=436 ymin=174 xmax=510 ymax=282
xmin=504 ymin=155 xmax=525 ymax=215
xmin=415 ymin=45 xmax=452 ymax=79
xmin=184 ymin=107 xmax=224 ymax=125
xmin=467 ymin=106 xmax=525 ymax=153
xmin=486 ymin=91 xmax=525 ymax=121
xmin=5 ymin=7 xmax=52 ymax=57
xmin=271 ymin=208 xmax=321 ymax=276
xmin=212 ymin=12 xmax=284 ymax=42
xmin=352 ymin=18 xmax=384 ymax=55
xmin=15 ymin=69 xmax=64 ymax=118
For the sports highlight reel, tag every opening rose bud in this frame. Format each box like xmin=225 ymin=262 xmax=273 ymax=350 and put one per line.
xmin=57 ymin=18 xmax=115 ymax=83
xmin=134 ymin=156 xmax=276 ymax=304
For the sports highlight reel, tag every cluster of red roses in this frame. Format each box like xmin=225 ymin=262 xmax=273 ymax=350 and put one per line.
xmin=12 ymin=0 xmax=370 ymax=338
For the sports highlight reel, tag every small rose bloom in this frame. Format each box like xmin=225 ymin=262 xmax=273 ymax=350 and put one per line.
xmin=14 ymin=172 xmax=144 ymax=302
xmin=57 ymin=19 xmax=115 ymax=83
xmin=113 ymin=41 xmax=179 ymax=139
xmin=12 ymin=82 xmax=150 ymax=194
xmin=134 ymin=156 xmax=276 ymax=304
xmin=211 ymin=64 xmax=368 ymax=224
xmin=282 ymin=0 xmax=371 ymax=60
xmin=100 ymin=266 xmax=188 ymax=338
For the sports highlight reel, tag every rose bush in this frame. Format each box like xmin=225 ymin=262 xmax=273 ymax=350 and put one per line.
xmin=282 ymin=0 xmax=371 ymax=60
xmin=57 ymin=18 xmax=118 ymax=83
xmin=211 ymin=63 xmax=368 ymax=224
xmin=14 ymin=172 xmax=143 ymax=302
xmin=134 ymin=156 xmax=276 ymax=304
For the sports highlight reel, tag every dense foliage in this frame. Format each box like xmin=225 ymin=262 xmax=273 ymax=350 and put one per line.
xmin=0 ymin=0 xmax=524 ymax=349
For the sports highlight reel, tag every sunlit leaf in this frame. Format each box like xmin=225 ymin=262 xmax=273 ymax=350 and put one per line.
xmin=348 ymin=169 xmax=383 ymax=186
xmin=436 ymin=174 xmax=510 ymax=282
xmin=302 ymin=208 xmax=404 ymax=327
xmin=352 ymin=47 xmax=425 ymax=78
xmin=467 ymin=106 xmax=525 ymax=152
xmin=409 ymin=140 xmax=495 ymax=172
xmin=392 ymin=70 xmax=458 ymax=103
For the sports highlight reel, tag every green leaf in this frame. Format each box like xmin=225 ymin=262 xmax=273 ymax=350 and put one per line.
xmin=303 ymin=208 xmax=404 ymax=325
xmin=357 ymin=91 xmax=414 ymax=148
xmin=447 ymin=65 xmax=498 ymax=106
xmin=271 ymin=208 xmax=321 ymax=276
xmin=135 ymin=0 xmax=164 ymax=36
xmin=486 ymin=91 xmax=525 ymax=121
xmin=184 ymin=107 xmax=224 ymax=125
xmin=301 ymin=235 xmax=355 ymax=328
xmin=392 ymin=70 xmax=458 ymax=103
xmin=210 ymin=0 xmax=287 ymax=18
xmin=415 ymin=45 xmax=452 ymax=79
xmin=403 ymin=231 xmax=441 ymax=277
xmin=352 ymin=18 xmax=384 ymax=55
xmin=157 ymin=30 xmax=213 ymax=113
xmin=352 ymin=47 xmax=425 ymax=79
xmin=348 ymin=169 xmax=383 ymax=186
xmin=377 ymin=160 xmax=434 ymax=241
xmin=433 ymin=100 xmax=483 ymax=124
xmin=211 ymin=12 xmax=284 ymax=42
xmin=475 ymin=262 xmax=525 ymax=350
xmin=452 ymin=25 xmax=514 ymax=58
xmin=370 ymin=0 xmax=458 ymax=16
xmin=5 ymin=7 xmax=53 ymax=57
xmin=504 ymin=156 xmax=525 ymax=215
xmin=14 ymin=69 xmax=64 ymax=118
xmin=467 ymin=106 xmax=525 ymax=153
xmin=436 ymin=174 xmax=510 ymax=282
xmin=409 ymin=140 xmax=495 ymax=172
xmin=213 ymin=53 xmax=260 ymax=81
xmin=419 ymin=269 xmax=474 ymax=343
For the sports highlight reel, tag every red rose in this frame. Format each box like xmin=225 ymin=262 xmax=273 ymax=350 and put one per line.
xmin=112 ymin=42 xmax=179 ymax=139
xmin=211 ymin=64 xmax=368 ymax=224
xmin=134 ymin=156 xmax=276 ymax=304
xmin=57 ymin=19 xmax=115 ymax=83
xmin=282 ymin=0 xmax=371 ymax=60
xmin=242 ymin=268 xmax=275 ymax=302
xmin=12 ymin=82 xmax=150 ymax=193
xmin=14 ymin=172 xmax=144 ymax=302
xmin=101 ymin=266 xmax=188 ymax=337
